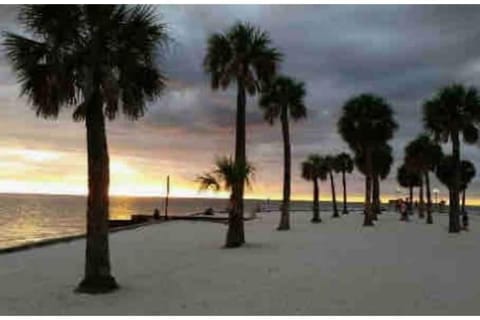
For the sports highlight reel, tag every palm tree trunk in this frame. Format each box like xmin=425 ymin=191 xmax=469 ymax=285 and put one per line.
xmin=226 ymin=183 xmax=244 ymax=247
xmin=227 ymin=80 xmax=247 ymax=247
xmin=363 ymin=148 xmax=374 ymax=226
xmin=450 ymin=131 xmax=461 ymax=233
xmin=408 ymin=185 xmax=413 ymax=215
xmin=311 ymin=179 xmax=321 ymax=223
xmin=461 ymin=189 xmax=468 ymax=230
xmin=425 ymin=172 xmax=433 ymax=224
xmin=372 ymin=175 xmax=380 ymax=220
xmin=330 ymin=171 xmax=339 ymax=218
xmin=278 ymin=104 xmax=291 ymax=230
xmin=76 ymin=94 xmax=117 ymax=294
xmin=419 ymin=175 xmax=425 ymax=218
xmin=342 ymin=170 xmax=348 ymax=214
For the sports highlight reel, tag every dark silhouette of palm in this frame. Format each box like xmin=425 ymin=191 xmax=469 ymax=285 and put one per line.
xmin=4 ymin=5 xmax=168 ymax=294
xmin=334 ymin=152 xmax=353 ymax=214
xmin=301 ymin=154 xmax=328 ymax=223
xmin=435 ymin=156 xmax=476 ymax=228
xmin=397 ymin=164 xmax=421 ymax=215
xmin=325 ymin=155 xmax=340 ymax=218
xmin=260 ymin=75 xmax=306 ymax=231
xmin=354 ymin=144 xmax=393 ymax=220
xmin=196 ymin=156 xmax=255 ymax=216
xmin=460 ymin=160 xmax=475 ymax=229
xmin=338 ymin=94 xmax=397 ymax=226
xmin=204 ymin=22 xmax=281 ymax=247
xmin=404 ymin=134 xmax=443 ymax=224
xmin=423 ymin=84 xmax=480 ymax=232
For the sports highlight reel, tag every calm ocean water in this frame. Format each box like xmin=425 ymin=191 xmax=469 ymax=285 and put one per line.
xmin=0 ymin=193 xmax=477 ymax=250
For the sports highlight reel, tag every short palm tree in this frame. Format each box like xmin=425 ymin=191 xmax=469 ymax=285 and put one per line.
xmin=204 ymin=22 xmax=281 ymax=246
xmin=460 ymin=160 xmax=475 ymax=229
xmin=397 ymin=164 xmax=421 ymax=215
xmin=259 ymin=75 xmax=307 ymax=231
xmin=325 ymin=155 xmax=340 ymax=218
xmin=338 ymin=94 xmax=397 ymax=226
xmin=423 ymin=84 xmax=480 ymax=232
xmin=4 ymin=5 xmax=168 ymax=293
xmin=301 ymin=154 xmax=328 ymax=223
xmin=435 ymin=156 xmax=476 ymax=229
xmin=197 ymin=156 xmax=255 ymax=226
xmin=335 ymin=153 xmax=354 ymax=214
xmin=354 ymin=144 xmax=393 ymax=220
xmin=404 ymin=134 xmax=444 ymax=224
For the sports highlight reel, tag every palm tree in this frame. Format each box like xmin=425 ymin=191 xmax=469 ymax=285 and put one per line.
xmin=204 ymin=22 xmax=281 ymax=246
xmin=338 ymin=94 xmax=397 ymax=226
xmin=301 ymin=154 xmax=328 ymax=223
xmin=259 ymin=75 xmax=307 ymax=230
xmin=397 ymin=164 xmax=421 ymax=216
xmin=372 ymin=145 xmax=393 ymax=218
xmin=325 ymin=155 xmax=341 ymax=218
xmin=423 ymin=84 xmax=480 ymax=232
xmin=197 ymin=156 xmax=255 ymax=222
xmin=335 ymin=153 xmax=354 ymax=214
xmin=4 ymin=5 xmax=168 ymax=293
xmin=460 ymin=160 xmax=475 ymax=230
xmin=435 ymin=156 xmax=476 ymax=229
xmin=354 ymin=144 xmax=393 ymax=220
xmin=404 ymin=134 xmax=443 ymax=224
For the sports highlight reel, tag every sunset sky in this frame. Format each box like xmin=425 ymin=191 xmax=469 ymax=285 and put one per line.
xmin=1 ymin=5 xmax=480 ymax=203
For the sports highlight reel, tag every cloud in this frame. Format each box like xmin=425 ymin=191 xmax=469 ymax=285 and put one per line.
xmin=1 ymin=5 xmax=480 ymax=200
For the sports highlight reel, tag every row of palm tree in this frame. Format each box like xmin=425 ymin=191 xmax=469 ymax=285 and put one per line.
xmin=334 ymin=85 xmax=480 ymax=232
xmin=398 ymin=147 xmax=477 ymax=227
xmin=402 ymin=134 xmax=443 ymax=223
xmin=5 ymin=5 xmax=480 ymax=295
xmin=300 ymin=153 xmax=354 ymax=222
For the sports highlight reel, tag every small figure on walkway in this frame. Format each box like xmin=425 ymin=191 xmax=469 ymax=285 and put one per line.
xmin=153 ymin=208 xmax=160 ymax=220
xmin=462 ymin=212 xmax=469 ymax=231
xmin=400 ymin=199 xmax=409 ymax=222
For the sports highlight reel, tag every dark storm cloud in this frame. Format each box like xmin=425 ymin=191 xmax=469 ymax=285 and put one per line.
xmin=149 ymin=5 xmax=480 ymax=197
xmin=3 ymin=5 xmax=480 ymax=198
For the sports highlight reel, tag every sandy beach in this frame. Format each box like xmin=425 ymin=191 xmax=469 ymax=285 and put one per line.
xmin=0 ymin=210 xmax=478 ymax=315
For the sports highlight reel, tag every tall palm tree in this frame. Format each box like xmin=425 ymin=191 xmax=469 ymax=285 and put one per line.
xmin=301 ymin=154 xmax=328 ymax=223
xmin=338 ymin=94 xmax=397 ymax=226
xmin=259 ymin=75 xmax=307 ymax=231
xmin=435 ymin=156 xmax=476 ymax=229
xmin=197 ymin=156 xmax=255 ymax=220
xmin=397 ymin=164 xmax=421 ymax=216
xmin=354 ymin=144 xmax=393 ymax=219
xmin=4 ymin=5 xmax=168 ymax=293
xmin=423 ymin=84 xmax=480 ymax=232
xmin=404 ymin=134 xmax=443 ymax=224
xmin=204 ymin=22 xmax=281 ymax=246
xmin=325 ymin=155 xmax=340 ymax=218
xmin=335 ymin=153 xmax=354 ymax=214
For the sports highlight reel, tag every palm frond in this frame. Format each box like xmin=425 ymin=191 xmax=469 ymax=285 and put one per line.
xmin=196 ymin=173 xmax=221 ymax=192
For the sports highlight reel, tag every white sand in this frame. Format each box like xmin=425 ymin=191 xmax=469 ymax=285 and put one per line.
xmin=0 ymin=210 xmax=479 ymax=315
